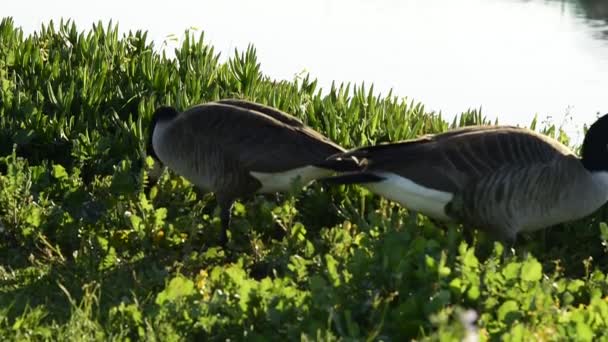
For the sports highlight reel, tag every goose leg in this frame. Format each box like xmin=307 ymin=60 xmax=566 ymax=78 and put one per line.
xmin=218 ymin=198 xmax=234 ymax=246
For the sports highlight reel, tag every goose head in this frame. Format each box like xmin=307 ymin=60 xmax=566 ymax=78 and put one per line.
xmin=581 ymin=113 xmax=608 ymax=174
xmin=147 ymin=106 xmax=179 ymax=163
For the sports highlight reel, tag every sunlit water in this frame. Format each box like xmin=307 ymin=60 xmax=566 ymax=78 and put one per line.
xmin=5 ymin=0 xmax=608 ymax=144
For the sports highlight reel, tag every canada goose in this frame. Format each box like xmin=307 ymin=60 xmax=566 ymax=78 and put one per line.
xmin=148 ymin=99 xmax=359 ymax=245
xmin=322 ymin=113 xmax=608 ymax=243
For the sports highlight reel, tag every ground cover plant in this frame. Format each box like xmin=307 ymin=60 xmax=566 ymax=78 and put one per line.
xmin=1 ymin=17 xmax=608 ymax=341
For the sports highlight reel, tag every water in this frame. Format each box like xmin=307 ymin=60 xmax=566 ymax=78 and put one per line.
xmin=4 ymin=0 xmax=608 ymax=143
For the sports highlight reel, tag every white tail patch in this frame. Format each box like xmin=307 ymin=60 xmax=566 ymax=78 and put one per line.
xmin=250 ymin=166 xmax=332 ymax=193
xmin=363 ymin=172 xmax=454 ymax=220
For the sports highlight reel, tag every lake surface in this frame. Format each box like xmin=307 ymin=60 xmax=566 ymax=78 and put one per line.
xmin=5 ymin=0 xmax=608 ymax=143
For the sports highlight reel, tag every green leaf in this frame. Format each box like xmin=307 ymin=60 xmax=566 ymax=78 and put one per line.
xmin=449 ymin=278 xmax=462 ymax=293
xmin=325 ymin=254 xmax=340 ymax=287
xmin=129 ymin=214 xmax=142 ymax=231
xmin=460 ymin=245 xmax=479 ymax=269
xmin=600 ymin=222 xmax=608 ymax=241
xmin=156 ymin=276 xmax=196 ymax=305
xmin=100 ymin=247 xmax=117 ymax=270
xmin=233 ymin=202 xmax=246 ymax=215
xmin=145 ymin=156 xmax=155 ymax=169
xmin=425 ymin=255 xmax=437 ymax=270
xmin=52 ymin=164 xmax=68 ymax=180
xmin=25 ymin=207 xmax=42 ymax=228
xmin=502 ymin=262 xmax=521 ymax=280
xmin=521 ymin=259 xmax=542 ymax=282
xmin=154 ymin=208 xmax=167 ymax=227
xmin=497 ymin=300 xmax=519 ymax=322
xmin=467 ymin=285 xmax=480 ymax=300
xmin=575 ymin=322 xmax=593 ymax=341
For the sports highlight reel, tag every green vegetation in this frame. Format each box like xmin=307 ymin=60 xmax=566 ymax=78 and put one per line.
xmin=1 ymin=17 xmax=607 ymax=341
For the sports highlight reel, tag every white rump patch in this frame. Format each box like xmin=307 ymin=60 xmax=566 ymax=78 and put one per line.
xmin=363 ymin=172 xmax=454 ymax=220
xmin=250 ymin=166 xmax=332 ymax=193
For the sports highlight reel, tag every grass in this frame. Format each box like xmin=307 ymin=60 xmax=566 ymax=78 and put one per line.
xmin=1 ymin=16 xmax=608 ymax=341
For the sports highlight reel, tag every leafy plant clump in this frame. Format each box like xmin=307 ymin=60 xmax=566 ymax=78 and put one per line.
xmin=1 ymin=16 xmax=607 ymax=341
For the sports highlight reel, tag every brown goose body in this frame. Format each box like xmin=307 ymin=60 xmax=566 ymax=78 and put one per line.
xmin=323 ymin=119 xmax=608 ymax=243
xmin=149 ymin=99 xmax=359 ymax=245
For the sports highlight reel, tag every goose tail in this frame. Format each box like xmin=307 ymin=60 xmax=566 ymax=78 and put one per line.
xmin=316 ymin=155 xmax=362 ymax=172
xmin=326 ymin=137 xmax=432 ymax=161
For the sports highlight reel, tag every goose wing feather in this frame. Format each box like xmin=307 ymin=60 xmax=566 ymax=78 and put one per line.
xmin=213 ymin=99 xmax=306 ymax=128
xmin=342 ymin=125 xmax=575 ymax=193
xmin=167 ymin=103 xmax=345 ymax=173
xmin=448 ymin=155 xmax=593 ymax=238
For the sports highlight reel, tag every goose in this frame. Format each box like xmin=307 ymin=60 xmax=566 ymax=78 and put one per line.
xmin=321 ymin=113 xmax=608 ymax=243
xmin=147 ymin=99 xmax=360 ymax=245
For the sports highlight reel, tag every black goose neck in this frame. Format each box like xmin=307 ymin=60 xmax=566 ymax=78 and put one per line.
xmin=581 ymin=113 xmax=608 ymax=172
xmin=147 ymin=106 xmax=179 ymax=161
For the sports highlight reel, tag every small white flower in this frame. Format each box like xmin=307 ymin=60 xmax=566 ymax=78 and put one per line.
xmin=459 ymin=309 xmax=479 ymax=342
